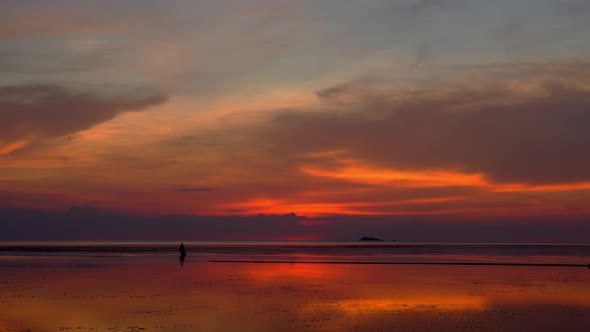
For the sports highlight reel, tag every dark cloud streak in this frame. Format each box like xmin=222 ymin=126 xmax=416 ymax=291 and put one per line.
xmin=0 ymin=84 xmax=166 ymax=152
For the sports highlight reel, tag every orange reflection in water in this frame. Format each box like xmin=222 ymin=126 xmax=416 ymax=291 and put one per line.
xmin=329 ymin=296 xmax=487 ymax=313
xmin=1 ymin=258 xmax=589 ymax=332
xmin=230 ymin=259 xmax=345 ymax=281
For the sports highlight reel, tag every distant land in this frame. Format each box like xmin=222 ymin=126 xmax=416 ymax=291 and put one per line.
xmin=358 ymin=236 xmax=385 ymax=242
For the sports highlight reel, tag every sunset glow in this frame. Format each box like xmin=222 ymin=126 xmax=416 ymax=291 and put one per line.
xmin=301 ymin=165 xmax=487 ymax=187
xmin=1 ymin=0 xmax=590 ymax=241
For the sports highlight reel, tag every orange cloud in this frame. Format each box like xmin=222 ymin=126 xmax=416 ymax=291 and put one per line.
xmin=303 ymin=160 xmax=590 ymax=194
xmin=214 ymin=160 xmax=590 ymax=217
xmin=228 ymin=199 xmax=363 ymax=216
xmin=226 ymin=196 xmax=468 ymax=216
xmin=492 ymin=182 xmax=590 ymax=192
xmin=0 ymin=139 xmax=28 ymax=155
xmin=302 ymin=165 xmax=486 ymax=187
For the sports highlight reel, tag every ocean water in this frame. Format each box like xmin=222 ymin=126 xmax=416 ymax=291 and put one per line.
xmin=1 ymin=241 xmax=589 ymax=331
xmin=0 ymin=241 xmax=588 ymax=266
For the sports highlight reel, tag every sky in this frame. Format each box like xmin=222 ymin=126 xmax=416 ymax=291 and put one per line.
xmin=1 ymin=0 xmax=590 ymax=241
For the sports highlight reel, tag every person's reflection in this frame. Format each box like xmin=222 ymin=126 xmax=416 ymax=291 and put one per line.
xmin=179 ymin=242 xmax=187 ymax=267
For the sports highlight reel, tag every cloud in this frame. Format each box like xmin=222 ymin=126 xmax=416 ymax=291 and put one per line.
xmin=176 ymin=187 xmax=217 ymax=192
xmin=0 ymin=39 xmax=127 ymax=74
xmin=113 ymin=61 xmax=590 ymax=217
xmin=0 ymin=84 xmax=166 ymax=154
xmin=4 ymin=62 xmax=590 ymax=218
xmin=406 ymin=0 xmax=467 ymax=16
xmin=557 ymin=0 xmax=590 ymax=18
xmin=258 ymin=62 xmax=590 ymax=185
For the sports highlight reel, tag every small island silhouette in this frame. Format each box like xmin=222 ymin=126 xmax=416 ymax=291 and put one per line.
xmin=358 ymin=236 xmax=385 ymax=242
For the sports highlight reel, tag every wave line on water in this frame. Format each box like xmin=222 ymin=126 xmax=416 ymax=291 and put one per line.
xmin=208 ymin=260 xmax=590 ymax=268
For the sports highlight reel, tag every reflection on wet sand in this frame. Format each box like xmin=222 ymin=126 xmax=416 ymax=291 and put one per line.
xmin=329 ymin=296 xmax=487 ymax=312
xmin=0 ymin=258 xmax=589 ymax=331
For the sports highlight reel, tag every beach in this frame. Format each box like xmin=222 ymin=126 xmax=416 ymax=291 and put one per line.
xmin=1 ymin=243 xmax=589 ymax=331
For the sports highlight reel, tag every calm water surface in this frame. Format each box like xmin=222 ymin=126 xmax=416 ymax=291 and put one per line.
xmin=0 ymin=242 xmax=589 ymax=331
xmin=1 ymin=241 xmax=589 ymax=263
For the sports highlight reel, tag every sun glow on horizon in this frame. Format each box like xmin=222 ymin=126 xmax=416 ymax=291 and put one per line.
xmin=217 ymin=159 xmax=590 ymax=217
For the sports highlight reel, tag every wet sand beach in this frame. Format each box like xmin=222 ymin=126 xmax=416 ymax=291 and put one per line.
xmin=1 ymin=250 xmax=589 ymax=332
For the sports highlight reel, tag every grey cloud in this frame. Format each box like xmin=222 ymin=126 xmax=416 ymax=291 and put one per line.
xmin=0 ymin=40 xmax=126 ymax=75
xmin=559 ymin=0 xmax=590 ymax=17
xmin=261 ymin=65 xmax=590 ymax=185
xmin=406 ymin=0 xmax=467 ymax=16
xmin=0 ymin=84 xmax=166 ymax=150
xmin=495 ymin=1 xmax=590 ymax=56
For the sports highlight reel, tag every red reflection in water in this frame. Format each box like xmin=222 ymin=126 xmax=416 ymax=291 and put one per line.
xmin=0 ymin=258 xmax=589 ymax=331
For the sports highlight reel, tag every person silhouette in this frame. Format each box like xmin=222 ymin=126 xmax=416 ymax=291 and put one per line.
xmin=179 ymin=242 xmax=187 ymax=266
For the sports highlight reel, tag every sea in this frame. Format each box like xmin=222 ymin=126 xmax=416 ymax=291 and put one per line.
xmin=1 ymin=241 xmax=590 ymax=331
xmin=0 ymin=241 xmax=588 ymax=267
